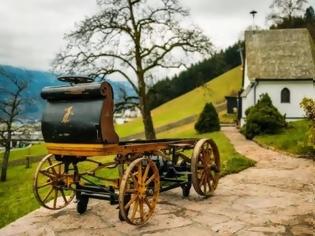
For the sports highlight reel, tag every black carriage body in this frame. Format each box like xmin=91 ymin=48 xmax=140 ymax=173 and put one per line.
xmin=42 ymin=99 xmax=102 ymax=143
xmin=41 ymin=82 xmax=119 ymax=144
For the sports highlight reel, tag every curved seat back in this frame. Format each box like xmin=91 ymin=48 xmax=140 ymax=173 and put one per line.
xmin=41 ymin=82 xmax=119 ymax=144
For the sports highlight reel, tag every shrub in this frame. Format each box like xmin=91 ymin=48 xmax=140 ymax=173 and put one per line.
xmin=243 ymin=93 xmax=286 ymax=139
xmin=300 ymin=97 xmax=315 ymax=122
xmin=300 ymin=97 xmax=315 ymax=149
xmin=195 ymin=103 xmax=220 ymax=133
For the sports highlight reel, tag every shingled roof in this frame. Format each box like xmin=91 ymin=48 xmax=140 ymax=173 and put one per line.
xmin=245 ymin=28 xmax=315 ymax=81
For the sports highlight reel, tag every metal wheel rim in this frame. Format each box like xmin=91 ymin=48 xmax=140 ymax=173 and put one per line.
xmin=119 ymin=157 xmax=160 ymax=225
xmin=33 ymin=154 xmax=75 ymax=210
xmin=191 ymin=139 xmax=220 ymax=196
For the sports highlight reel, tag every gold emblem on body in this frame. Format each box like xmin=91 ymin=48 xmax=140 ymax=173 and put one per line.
xmin=62 ymin=106 xmax=74 ymax=123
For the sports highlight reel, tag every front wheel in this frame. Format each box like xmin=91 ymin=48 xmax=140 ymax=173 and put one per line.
xmin=33 ymin=154 xmax=76 ymax=209
xmin=119 ymin=157 xmax=160 ymax=225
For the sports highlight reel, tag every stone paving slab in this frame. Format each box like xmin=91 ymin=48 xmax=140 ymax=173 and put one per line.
xmin=1 ymin=127 xmax=314 ymax=236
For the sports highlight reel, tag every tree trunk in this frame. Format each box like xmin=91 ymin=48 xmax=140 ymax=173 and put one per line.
xmin=138 ymin=74 xmax=156 ymax=140
xmin=141 ymin=103 xmax=156 ymax=140
xmin=1 ymin=145 xmax=10 ymax=182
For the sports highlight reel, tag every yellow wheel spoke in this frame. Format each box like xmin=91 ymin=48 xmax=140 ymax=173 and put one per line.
xmin=47 ymin=158 xmax=58 ymax=175
xmin=130 ymin=198 xmax=139 ymax=222
xmin=39 ymin=170 xmax=55 ymax=179
xmin=137 ymin=162 xmax=142 ymax=183
xmin=60 ymin=189 xmax=67 ymax=203
xmin=139 ymin=199 xmax=144 ymax=223
xmin=131 ymin=175 xmax=138 ymax=189
xmin=53 ymin=189 xmax=58 ymax=208
xmin=125 ymin=195 xmax=137 ymax=210
xmin=42 ymin=187 xmax=54 ymax=202
xmin=143 ymin=164 xmax=150 ymax=182
xmin=145 ymin=174 xmax=156 ymax=186
xmin=37 ymin=181 xmax=53 ymax=189
xmin=198 ymin=171 xmax=205 ymax=186
xmin=144 ymin=197 xmax=153 ymax=210
xmin=125 ymin=188 xmax=136 ymax=193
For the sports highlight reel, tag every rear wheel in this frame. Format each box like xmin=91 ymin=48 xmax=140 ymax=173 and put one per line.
xmin=191 ymin=139 xmax=220 ymax=196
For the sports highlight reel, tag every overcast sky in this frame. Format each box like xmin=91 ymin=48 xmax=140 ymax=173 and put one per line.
xmin=0 ymin=0 xmax=314 ymax=72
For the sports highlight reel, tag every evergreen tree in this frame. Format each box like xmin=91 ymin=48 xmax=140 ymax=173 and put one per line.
xmin=195 ymin=103 xmax=220 ymax=133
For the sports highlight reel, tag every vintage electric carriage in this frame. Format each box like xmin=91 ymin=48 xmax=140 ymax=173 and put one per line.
xmin=33 ymin=76 xmax=221 ymax=225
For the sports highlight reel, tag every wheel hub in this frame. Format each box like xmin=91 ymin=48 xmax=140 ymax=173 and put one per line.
xmin=138 ymin=184 xmax=147 ymax=198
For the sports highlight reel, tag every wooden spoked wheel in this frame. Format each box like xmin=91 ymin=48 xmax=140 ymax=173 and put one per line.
xmin=191 ymin=139 xmax=220 ymax=196
xmin=119 ymin=157 xmax=160 ymax=225
xmin=33 ymin=154 xmax=76 ymax=209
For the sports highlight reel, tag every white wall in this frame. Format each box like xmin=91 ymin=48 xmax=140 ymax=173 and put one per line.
xmin=243 ymin=59 xmax=251 ymax=88
xmin=256 ymin=80 xmax=315 ymax=118
xmin=241 ymin=80 xmax=315 ymax=125
xmin=240 ymin=83 xmax=255 ymax=126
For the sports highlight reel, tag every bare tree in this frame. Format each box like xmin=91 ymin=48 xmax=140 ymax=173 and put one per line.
xmin=53 ymin=0 xmax=212 ymax=139
xmin=0 ymin=67 xmax=29 ymax=181
xmin=268 ymin=0 xmax=308 ymax=24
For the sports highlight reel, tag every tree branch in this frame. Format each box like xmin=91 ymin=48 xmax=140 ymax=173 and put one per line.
xmin=89 ymin=68 xmax=139 ymax=95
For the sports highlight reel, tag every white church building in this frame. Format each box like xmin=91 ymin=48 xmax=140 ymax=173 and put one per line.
xmin=240 ymin=28 xmax=315 ymax=126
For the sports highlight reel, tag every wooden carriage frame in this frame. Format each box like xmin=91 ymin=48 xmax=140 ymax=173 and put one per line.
xmin=33 ymin=77 xmax=221 ymax=225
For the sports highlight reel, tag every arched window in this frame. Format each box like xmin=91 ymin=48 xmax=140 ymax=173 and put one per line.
xmin=281 ymin=88 xmax=290 ymax=103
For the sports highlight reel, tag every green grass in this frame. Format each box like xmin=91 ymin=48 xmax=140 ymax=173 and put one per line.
xmin=0 ymin=164 xmax=38 ymax=229
xmin=219 ymin=112 xmax=237 ymax=124
xmin=157 ymin=122 xmax=255 ymax=176
xmin=254 ymin=120 xmax=314 ymax=156
xmin=0 ymin=143 xmax=48 ymax=161
xmin=116 ymin=66 xmax=242 ymax=137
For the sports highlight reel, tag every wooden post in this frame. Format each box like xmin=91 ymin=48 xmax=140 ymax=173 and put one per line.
xmin=25 ymin=156 xmax=30 ymax=169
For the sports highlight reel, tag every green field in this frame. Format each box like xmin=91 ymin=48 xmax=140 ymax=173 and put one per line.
xmin=0 ymin=164 xmax=38 ymax=228
xmin=0 ymin=143 xmax=47 ymax=162
xmin=255 ymin=120 xmax=314 ymax=156
xmin=116 ymin=66 xmax=242 ymax=137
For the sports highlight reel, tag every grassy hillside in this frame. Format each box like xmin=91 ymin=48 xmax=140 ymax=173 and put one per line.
xmin=116 ymin=66 xmax=242 ymax=137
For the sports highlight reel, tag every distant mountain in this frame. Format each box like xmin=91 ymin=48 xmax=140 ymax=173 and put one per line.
xmin=0 ymin=65 xmax=136 ymax=121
